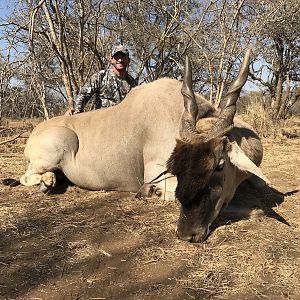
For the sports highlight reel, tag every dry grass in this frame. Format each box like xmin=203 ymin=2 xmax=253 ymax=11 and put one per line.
xmin=241 ymin=102 xmax=300 ymax=139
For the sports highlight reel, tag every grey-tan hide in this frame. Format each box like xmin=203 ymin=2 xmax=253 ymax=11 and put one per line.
xmin=22 ymin=78 xmax=186 ymax=196
xmin=21 ymin=74 xmax=264 ymax=199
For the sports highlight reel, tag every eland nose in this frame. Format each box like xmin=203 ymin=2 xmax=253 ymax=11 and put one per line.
xmin=175 ymin=228 xmax=196 ymax=242
xmin=175 ymin=227 xmax=209 ymax=243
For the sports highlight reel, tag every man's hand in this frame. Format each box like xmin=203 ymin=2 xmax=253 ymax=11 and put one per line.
xmin=64 ymin=108 xmax=80 ymax=116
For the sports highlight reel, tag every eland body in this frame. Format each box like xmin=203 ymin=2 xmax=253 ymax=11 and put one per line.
xmin=21 ymin=50 xmax=268 ymax=242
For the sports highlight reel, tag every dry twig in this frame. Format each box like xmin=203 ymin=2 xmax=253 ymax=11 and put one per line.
xmin=0 ymin=131 xmax=27 ymax=145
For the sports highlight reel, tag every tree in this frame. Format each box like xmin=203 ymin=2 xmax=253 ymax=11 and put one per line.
xmin=249 ymin=0 xmax=300 ymax=119
xmin=163 ymin=0 xmax=254 ymax=106
xmin=26 ymin=0 xmax=109 ymax=111
xmin=1 ymin=0 xmax=298 ymax=121
xmin=0 ymin=24 xmax=20 ymax=120
xmin=0 ymin=54 xmax=13 ymax=120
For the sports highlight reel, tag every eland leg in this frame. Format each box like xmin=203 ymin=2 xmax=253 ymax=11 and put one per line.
xmin=20 ymin=126 xmax=79 ymax=193
xmin=20 ymin=161 xmax=57 ymax=193
xmin=135 ymin=164 xmax=177 ymax=201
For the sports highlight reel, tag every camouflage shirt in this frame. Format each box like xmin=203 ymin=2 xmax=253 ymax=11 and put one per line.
xmin=74 ymin=68 xmax=138 ymax=112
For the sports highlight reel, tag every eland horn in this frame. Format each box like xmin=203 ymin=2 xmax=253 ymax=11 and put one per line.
xmin=179 ymin=56 xmax=199 ymax=141
xmin=205 ymin=49 xmax=251 ymax=142
xmin=181 ymin=56 xmax=198 ymax=122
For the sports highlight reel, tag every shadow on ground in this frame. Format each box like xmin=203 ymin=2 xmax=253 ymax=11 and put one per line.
xmin=212 ymin=181 xmax=299 ymax=233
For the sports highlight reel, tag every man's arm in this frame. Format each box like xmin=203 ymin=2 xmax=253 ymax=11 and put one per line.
xmin=64 ymin=71 xmax=104 ymax=116
xmin=64 ymin=108 xmax=80 ymax=116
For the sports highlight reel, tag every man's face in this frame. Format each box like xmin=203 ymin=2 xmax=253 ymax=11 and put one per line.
xmin=111 ymin=52 xmax=129 ymax=71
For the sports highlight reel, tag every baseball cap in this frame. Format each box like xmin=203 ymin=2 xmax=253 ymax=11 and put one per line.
xmin=111 ymin=45 xmax=129 ymax=58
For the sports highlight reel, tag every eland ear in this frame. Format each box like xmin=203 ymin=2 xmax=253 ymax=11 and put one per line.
xmin=228 ymin=141 xmax=270 ymax=184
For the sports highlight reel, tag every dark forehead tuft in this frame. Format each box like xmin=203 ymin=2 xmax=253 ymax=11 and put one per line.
xmin=167 ymin=139 xmax=216 ymax=177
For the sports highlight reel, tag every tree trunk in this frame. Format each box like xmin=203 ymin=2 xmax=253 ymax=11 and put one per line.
xmin=0 ymin=94 xmax=2 ymax=120
xmin=274 ymin=74 xmax=283 ymax=119
xmin=40 ymin=81 xmax=49 ymax=120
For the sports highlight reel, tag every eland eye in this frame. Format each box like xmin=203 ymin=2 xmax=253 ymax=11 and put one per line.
xmin=216 ymin=158 xmax=225 ymax=170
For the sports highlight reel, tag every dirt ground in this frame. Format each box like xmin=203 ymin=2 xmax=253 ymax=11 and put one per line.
xmin=0 ymin=118 xmax=299 ymax=300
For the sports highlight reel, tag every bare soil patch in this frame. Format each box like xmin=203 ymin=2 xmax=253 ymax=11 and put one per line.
xmin=0 ymin=118 xmax=299 ymax=300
